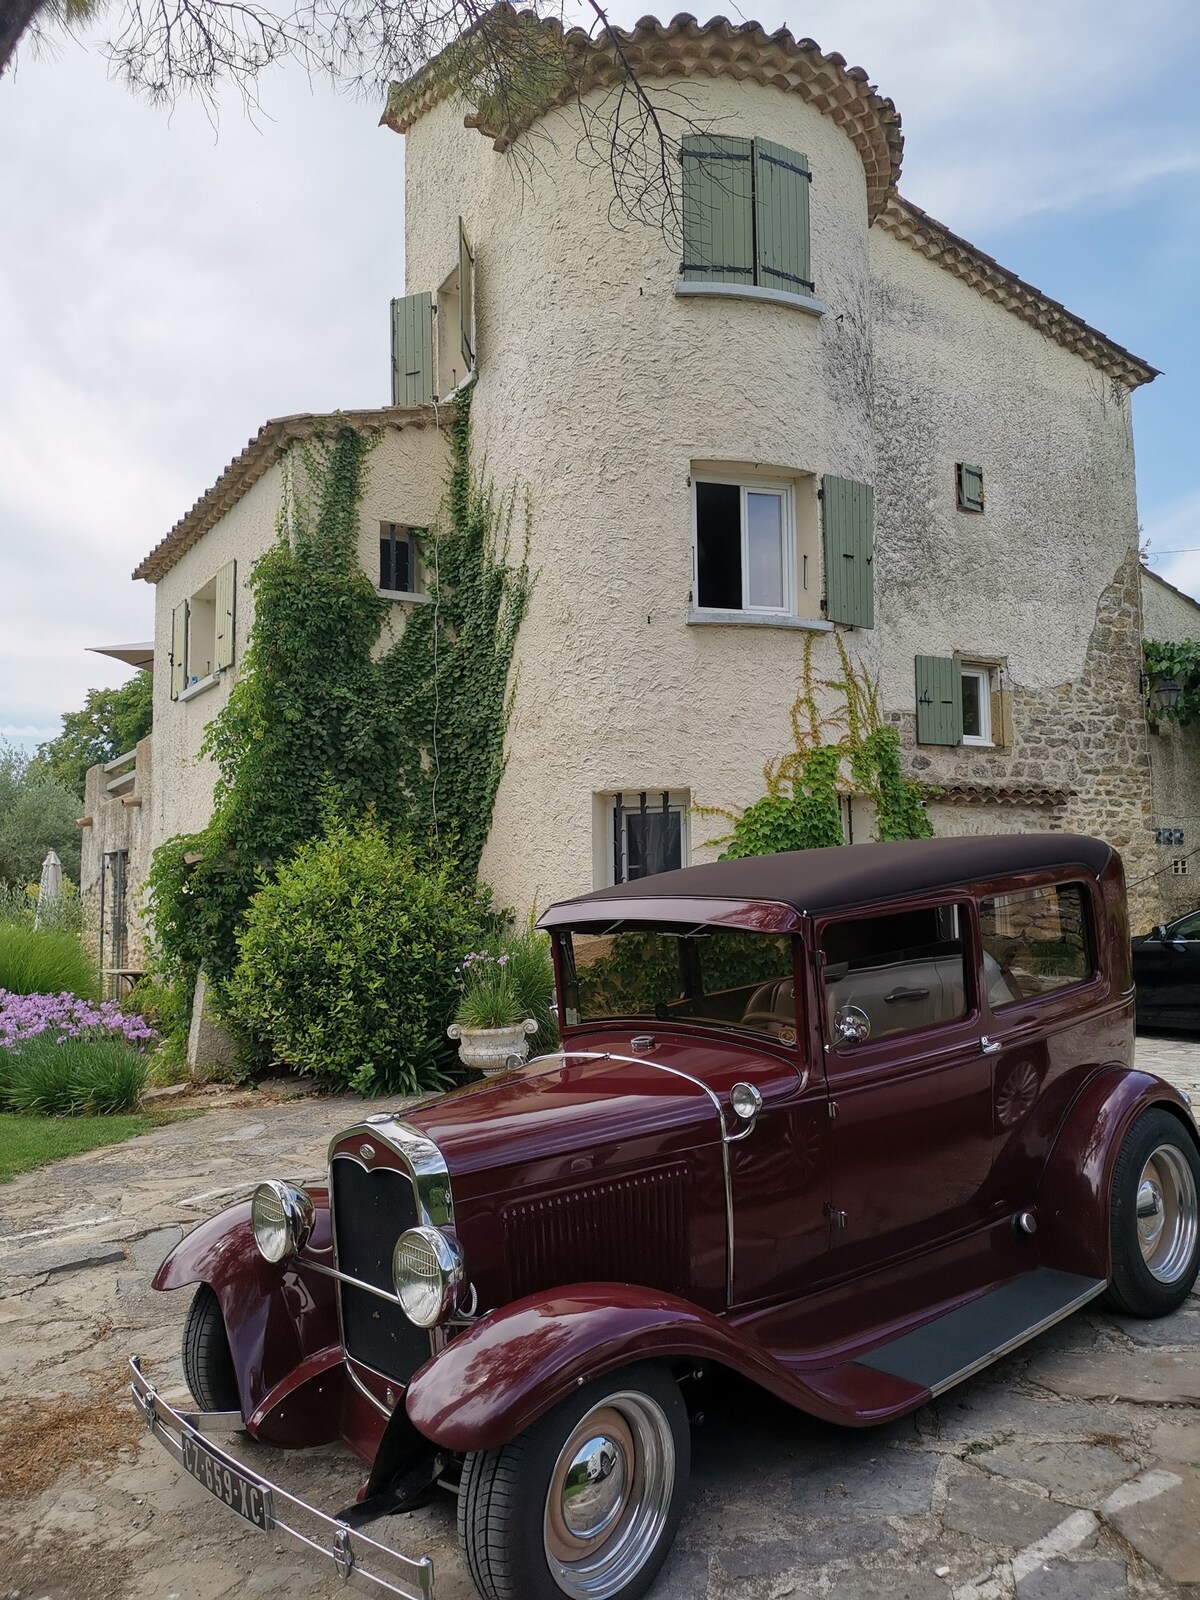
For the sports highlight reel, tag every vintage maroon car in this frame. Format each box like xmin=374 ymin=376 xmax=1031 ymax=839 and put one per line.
xmin=131 ymin=834 xmax=1200 ymax=1600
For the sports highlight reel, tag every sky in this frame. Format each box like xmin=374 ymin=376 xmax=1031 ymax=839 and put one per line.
xmin=1 ymin=0 xmax=1198 ymax=752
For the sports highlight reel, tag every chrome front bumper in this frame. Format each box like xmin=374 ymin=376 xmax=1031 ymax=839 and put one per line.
xmin=128 ymin=1357 xmax=435 ymax=1599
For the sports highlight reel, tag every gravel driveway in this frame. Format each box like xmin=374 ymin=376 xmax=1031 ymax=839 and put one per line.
xmin=2 ymin=1040 xmax=1200 ymax=1600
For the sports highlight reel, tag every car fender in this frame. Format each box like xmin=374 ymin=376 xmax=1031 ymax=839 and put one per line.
xmin=1037 ymin=1068 xmax=1198 ymax=1279
xmin=152 ymin=1188 xmax=342 ymax=1432
xmin=405 ymin=1281 xmax=928 ymax=1452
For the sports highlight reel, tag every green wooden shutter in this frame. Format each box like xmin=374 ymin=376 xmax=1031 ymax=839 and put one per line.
xmin=821 ymin=476 xmax=874 ymax=628
xmin=957 ymin=463 xmax=984 ymax=512
xmin=753 ymin=139 xmax=812 ymax=294
xmin=169 ymin=600 xmax=188 ymax=700
xmin=681 ymin=135 xmax=754 ymax=284
xmin=214 ymin=559 xmax=236 ymax=672
xmin=916 ymin=656 xmax=963 ymax=745
xmin=459 ymin=218 xmax=475 ymax=374
xmin=391 ymin=292 xmax=434 ymax=406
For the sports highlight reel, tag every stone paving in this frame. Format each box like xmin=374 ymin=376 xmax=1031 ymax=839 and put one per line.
xmin=0 ymin=1038 xmax=1199 ymax=1599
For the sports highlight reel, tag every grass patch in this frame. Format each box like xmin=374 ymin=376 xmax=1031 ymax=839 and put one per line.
xmin=2 ymin=1033 xmax=148 ymax=1115
xmin=0 ymin=923 xmax=98 ymax=999
xmin=0 ymin=1110 xmax=185 ymax=1182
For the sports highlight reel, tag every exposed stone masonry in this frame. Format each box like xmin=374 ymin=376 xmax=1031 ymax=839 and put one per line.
xmin=895 ymin=552 xmax=1164 ymax=930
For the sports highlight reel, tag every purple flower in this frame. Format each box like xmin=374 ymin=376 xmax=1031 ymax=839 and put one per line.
xmin=0 ymin=989 xmax=159 ymax=1054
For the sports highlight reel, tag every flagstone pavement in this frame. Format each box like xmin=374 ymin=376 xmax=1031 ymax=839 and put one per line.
xmin=1 ymin=1035 xmax=1199 ymax=1600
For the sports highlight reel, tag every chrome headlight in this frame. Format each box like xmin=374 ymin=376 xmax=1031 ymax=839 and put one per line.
xmin=251 ymin=1180 xmax=314 ymax=1264
xmin=392 ymin=1225 xmax=465 ymax=1328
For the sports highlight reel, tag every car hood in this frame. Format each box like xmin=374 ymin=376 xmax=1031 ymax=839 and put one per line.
xmin=400 ymin=1034 xmax=803 ymax=1188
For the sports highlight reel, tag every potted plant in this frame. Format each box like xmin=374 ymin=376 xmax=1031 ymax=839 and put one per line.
xmin=449 ymin=929 xmax=559 ymax=1075
xmin=448 ymin=950 xmax=538 ymax=1075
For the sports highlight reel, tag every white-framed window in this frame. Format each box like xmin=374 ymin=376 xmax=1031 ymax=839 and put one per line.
xmin=379 ymin=522 xmax=423 ymax=597
xmin=960 ymin=666 xmax=993 ymax=745
xmin=693 ymin=477 xmax=794 ymax=615
xmin=597 ymin=790 xmax=690 ymax=888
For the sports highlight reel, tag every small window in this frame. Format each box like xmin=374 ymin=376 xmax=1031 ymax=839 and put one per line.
xmin=694 ymin=479 xmax=792 ymax=614
xmin=607 ymin=791 xmax=688 ymax=886
xmin=822 ymin=904 xmax=969 ymax=1046
xmin=187 ymin=578 xmax=217 ymax=684
xmin=979 ymin=883 xmax=1092 ymax=1004
xmin=379 ymin=524 xmax=422 ymax=595
xmin=960 ymin=667 xmax=993 ymax=745
xmin=956 ymin=463 xmax=985 ymax=513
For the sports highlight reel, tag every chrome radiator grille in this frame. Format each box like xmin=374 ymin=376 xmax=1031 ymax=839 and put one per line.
xmin=330 ymin=1155 xmax=431 ymax=1386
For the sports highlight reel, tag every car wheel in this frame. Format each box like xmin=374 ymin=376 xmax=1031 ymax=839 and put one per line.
xmin=181 ymin=1283 xmax=241 ymax=1413
xmin=1105 ymin=1109 xmax=1200 ymax=1317
xmin=457 ymin=1362 xmax=690 ymax=1600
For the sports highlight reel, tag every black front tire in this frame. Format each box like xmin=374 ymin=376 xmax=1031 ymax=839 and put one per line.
xmin=1105 ymin=1108 xmax=1200 ymax=1317
xmin=181 ymin=1283 xmax=241 ymax=1413
xmin=458 ymin=1361 xmax=690 ymax=1600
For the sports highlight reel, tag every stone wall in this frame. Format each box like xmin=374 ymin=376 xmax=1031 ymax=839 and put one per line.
xmin=1141 ymin=566 xmax=1200 ymax=920
xmin=895 ymin=553 xmax=1162 ymax=931
xmin=79 ymin=730 xmax=154 ymax=992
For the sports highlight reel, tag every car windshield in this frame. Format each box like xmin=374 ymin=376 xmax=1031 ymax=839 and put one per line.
xmin=560 ymin=927 xmax=798 ymax=1041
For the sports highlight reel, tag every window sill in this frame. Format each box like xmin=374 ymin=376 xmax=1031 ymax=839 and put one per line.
xmin=178 ymin=672 xmax=222 ymax=702
xmin=688 ymin=610 xmax=833 ymax=633
xmin=961 ymin=739 xmax=995 ymax=749
xmin=377 ymin=588 xmax=430 ymax=604
xmin=674 ymin=280 xmax=827 ymax=317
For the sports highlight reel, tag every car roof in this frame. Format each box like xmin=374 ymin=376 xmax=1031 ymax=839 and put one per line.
xmin=538 ymin=834 xmax=1114 ymax=933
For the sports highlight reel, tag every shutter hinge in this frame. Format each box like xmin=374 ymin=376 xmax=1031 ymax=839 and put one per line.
xmin=816 ymin=487 xmax=824 ymax=500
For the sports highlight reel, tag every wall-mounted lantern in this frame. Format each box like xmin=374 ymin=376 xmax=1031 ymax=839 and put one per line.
xmin=1151 ymin=676 xmax=1183 ymax=714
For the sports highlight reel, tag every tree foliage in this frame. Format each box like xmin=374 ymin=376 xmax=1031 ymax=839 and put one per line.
xmin=702 ymin=635 xmax=934 ymax=859
xmin=1145 ymin=639 xmax=1200 ymax=728
xmin=34 ymin=673 xmax=153 ymax=799
xmin=0 ymin=742 xmax=81 ymax=889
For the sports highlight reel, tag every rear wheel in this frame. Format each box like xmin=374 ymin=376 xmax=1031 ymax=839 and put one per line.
xmin=457 ymin=1362 xmax=689 ymax=1600
xmin=181 ymin=1283 xmax=241 ymax=1413
xmin=1106 ymin=1109 xmax=1200 ymax=1317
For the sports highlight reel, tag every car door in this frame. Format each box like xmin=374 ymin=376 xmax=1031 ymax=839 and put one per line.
xmin=1140 ymin=911 xmax=1200 ymax=1029
xmin=813 ymin=897 xmax=995 ymax=1273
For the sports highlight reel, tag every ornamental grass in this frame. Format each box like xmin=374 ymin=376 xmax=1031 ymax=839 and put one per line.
xmin=0 ymin=991 xmax=158 ymax=1116
xmin=0 ymin=924 xmax=98 ymax=1000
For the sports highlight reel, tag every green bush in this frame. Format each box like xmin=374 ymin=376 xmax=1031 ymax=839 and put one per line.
xmin=2 ymin=1034 xmax=148 ymax=1116
xmin=223 ymin=812 xmax=494 ymax=1094
xmin=0 ymin=924 xmax=98 ymax=999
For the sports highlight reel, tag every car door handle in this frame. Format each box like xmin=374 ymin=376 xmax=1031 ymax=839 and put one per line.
xmin=981 ymin=1035 xmax=1002 ymax=1055
xmin=884 ymin=987 xmax=930 ymax=1003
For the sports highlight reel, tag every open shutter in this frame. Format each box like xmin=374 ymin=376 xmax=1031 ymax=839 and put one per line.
xmin=214 ymin=559 xmax=236 ymax=672
xmin=753 ymin=139 xmax=812 ymax=294
xmin=957 ymin=463 xmax=984 ymax=512
xmin=391 ymin=292 xmax=434 ymax=406
xmin=991 ymin=685 xmax=1014 ymax=748
xmin=169 ymin=600 xmax=188 ymax=700
xmin=916 ymin=656 xmax=963 ymax=745
xmin=459 ymin=218 xmax=475 ymax=374
xmin=680 ymin=135 xmax=754 ymax=284
xmin=821 ymin=476 xmax=874 ymax=628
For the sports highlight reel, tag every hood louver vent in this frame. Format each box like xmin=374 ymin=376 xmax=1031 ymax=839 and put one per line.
xmin=503 ymin=1165 xmax=690 ymax=1302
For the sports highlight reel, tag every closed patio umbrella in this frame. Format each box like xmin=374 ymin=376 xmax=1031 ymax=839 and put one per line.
xmin=35 ymin=849 xmax=63 ymax=927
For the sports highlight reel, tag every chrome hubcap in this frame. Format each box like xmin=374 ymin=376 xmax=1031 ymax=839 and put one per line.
xmin=544 ymin=1393 xmax=675 ymax=1600
xmin=1136 ymin=1145 xmax=1198 ymax=1284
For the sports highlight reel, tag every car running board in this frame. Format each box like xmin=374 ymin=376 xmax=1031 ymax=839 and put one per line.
xmin=857 ymin=1267 xmax=1106 ymax=1398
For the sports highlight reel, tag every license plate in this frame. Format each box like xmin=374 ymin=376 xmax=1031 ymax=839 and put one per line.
xmin=181 ymin=1434 xmax=273 ymax=1530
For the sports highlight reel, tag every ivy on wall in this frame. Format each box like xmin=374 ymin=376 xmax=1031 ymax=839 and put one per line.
xmin=700 ymin=634 xmax=933 ymax=857
xmin=1145 ymin=639 xmax=1200 ymax=727
xmin=146 ymin=390 xmax=532 ymax=1001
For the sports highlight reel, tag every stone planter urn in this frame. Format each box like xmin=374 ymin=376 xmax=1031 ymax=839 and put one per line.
xmin=448 ymin=1017 xmax=538 ymax=1076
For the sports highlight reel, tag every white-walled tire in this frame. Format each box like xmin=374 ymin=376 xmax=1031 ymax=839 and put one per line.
xmin=457 ymin=1362 xmax=690 ymax=1600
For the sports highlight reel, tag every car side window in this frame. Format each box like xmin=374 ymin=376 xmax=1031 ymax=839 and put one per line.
xmin=821 ymin=903 xmax=969 ymax=1047
xmin=978 ymin=881 xmax=1092 ymax=1004
xmin=1171 ymin=913 xmax=1200 ymax=941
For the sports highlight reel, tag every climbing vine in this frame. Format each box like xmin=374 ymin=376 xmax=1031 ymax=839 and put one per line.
xmin=146 ymin=391 xmax=532 ymax=1006
xmin=700 ymin=635 xmax=934 ymax=858
xmin=1144 ymin=639 xmax=1200 ymax=727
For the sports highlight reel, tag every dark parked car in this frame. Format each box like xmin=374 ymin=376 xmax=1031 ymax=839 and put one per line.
xmin=131 ymin=834 xmax=1200 ymax=1600
xmin=1133 ymin=908 xmax=1200 ymax=1030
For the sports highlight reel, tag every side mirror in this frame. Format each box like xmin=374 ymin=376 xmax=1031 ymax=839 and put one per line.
xmin=834 ymin=1004 xmax=871 ymax=1045
xmin=1154 ymin=924 xmax=1169 ymax=941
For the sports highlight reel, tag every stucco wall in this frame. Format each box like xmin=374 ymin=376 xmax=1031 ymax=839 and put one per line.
xmin=402 ymin=82 xmax=1157 ymax=924
xmin=405 ymin=80 xmax=882 ymax=919
xmin=1140 ymin=568 xmax=1200 ymax=920
xmin=868 ymin=228 xmax=1160 ymax=928
xmin=147 ymin=426 xmax=450 ymax=859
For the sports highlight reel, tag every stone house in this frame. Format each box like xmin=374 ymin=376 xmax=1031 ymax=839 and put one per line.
xmin=1141 ymin=565 xmax=1200 ymax=921
xmin=89 ymin=11 xmax=1169 ymax=976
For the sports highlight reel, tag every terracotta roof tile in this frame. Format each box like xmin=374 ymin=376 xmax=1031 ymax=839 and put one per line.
xmin=933 ymin=782 xmax=1073 ymax=808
